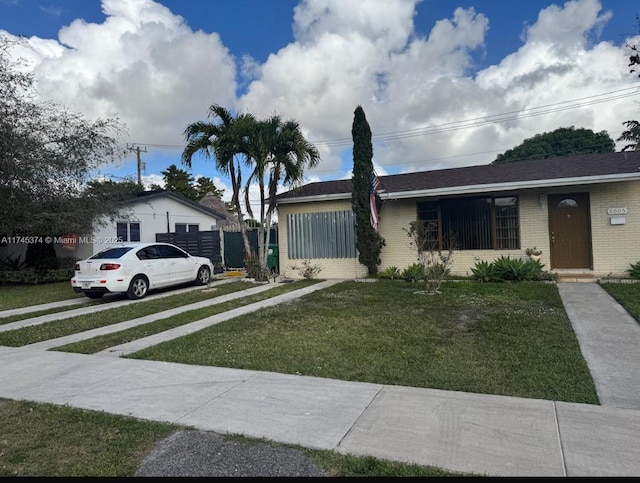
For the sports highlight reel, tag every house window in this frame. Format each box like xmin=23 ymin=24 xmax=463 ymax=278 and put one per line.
xmin=175 ymin=223 xmax=199 ymax=233
xmin=287 ymin=210 xmax=356 ymax=259
xmin=417 ymin=196 xmax=519 ymax=250
xmin=416 ymin=201 xmax=440 ymax=250
xmin=494 ymin=197 xmax=519 ymax=249
xmin=557 ymin=198 xmax=579 ymax=209
xmin=116 ymin=222 xmax=141 ymax=242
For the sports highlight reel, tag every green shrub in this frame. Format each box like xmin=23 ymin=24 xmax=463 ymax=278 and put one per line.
xmin=527 ymin=258 xmax=545 ymax=279
xmin=492 ymin=256 xmax=534 ymax=281
xmin=402 ymin=263 xmax=425 ymax=283
xmin=0 ymin=269 xmax=74 ymax=285
xmin=475 ymin=256 xmax=545 ymax=283
xmin=243 ymin=255 xmax=269 ymax=282
xmin=378 ymin=266 xmax=401 ymax=280
xmin=629 ymin=261 xmax=640 ymax=280
xmin=471 ymin=260 xmax=497 ymax=282
xmin=57 ymin=256 xmax=80 ymax=270
xmin=0 ymin=252 xmax=26 ymax=271
xmin=24 ymin=242 xmax=58 ymax=270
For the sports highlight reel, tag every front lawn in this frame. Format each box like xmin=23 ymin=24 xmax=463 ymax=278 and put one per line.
xmin=0 ymin=281 xmax=81 ymax=311
xmin=129 ymin=280 xmax=599 ymax=404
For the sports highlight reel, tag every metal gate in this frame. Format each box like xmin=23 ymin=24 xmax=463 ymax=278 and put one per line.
xmin=156 ymin=228 xmax=277 ymax=269
xmin=222 ymin=228 xmax=278 ymax=268
xmin=156 ymin=231 xmax=222 ymax=265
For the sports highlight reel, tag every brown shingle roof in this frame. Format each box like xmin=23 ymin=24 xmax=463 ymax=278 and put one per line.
xmin=199 ymin=192 xmax=240 ymax=229
xmin=276 ymin=151 xmax=640 ymax=201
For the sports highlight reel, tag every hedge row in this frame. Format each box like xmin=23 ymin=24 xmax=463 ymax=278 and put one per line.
xmin=0 ymin=269 xmax=74 ymax=285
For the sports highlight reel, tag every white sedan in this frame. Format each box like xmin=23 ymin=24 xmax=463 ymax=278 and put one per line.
xmin=71 ymin=242 xmax=214 ymax=300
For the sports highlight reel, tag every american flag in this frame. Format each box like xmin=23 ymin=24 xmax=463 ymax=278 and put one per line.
xmin=370 ymin=174 xmax=381 ymax=230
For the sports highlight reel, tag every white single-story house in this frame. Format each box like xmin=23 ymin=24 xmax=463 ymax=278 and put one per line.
xmin=69 ymin=189 xmax=227 ymax=260
xmin=0 ymin=190 xmax=227 ymax=264
xmin=275 ymin=151 xmax=640 ymax=281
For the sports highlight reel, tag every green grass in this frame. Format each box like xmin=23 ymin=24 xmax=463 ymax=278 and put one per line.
xmin=0 ymin=398 xmax=467 ymax=477
xmin=0 ymin=305 xmax=91 ymax=326
xmin=1 ymin=278 xmax=615 ymax=476
xmin=599 ymin=282 xmax=640 ymax=322
xmin=0 ymin=399 xmax=180 ymax=477
xmin=53 ymin=279 xmax=320 ymax=353
xmin=0 ymin=280 xmax=270 ymax=346
xmin=129 ymin=280 xmax=598 ymax=404
xmin=0 ymin=281 xmax=82 ymax=310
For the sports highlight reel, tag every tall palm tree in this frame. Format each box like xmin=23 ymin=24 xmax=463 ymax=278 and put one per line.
xmin=182 ymin=105 xmax=254 ymax=257
xmin=617 ymin=120 xmax=640 ymax=151
xmin=241 ymin=114 xmax=320 ymax=277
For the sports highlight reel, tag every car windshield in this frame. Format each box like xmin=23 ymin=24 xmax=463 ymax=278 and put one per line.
xmin=89 ymin=247 xmax=134 ymax=259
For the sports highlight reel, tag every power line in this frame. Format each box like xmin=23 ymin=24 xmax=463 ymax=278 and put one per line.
xmin=120 ymin=124 xmax=634 ymax=180
xmin=118 ymin=86 xmax=639 ymax=180
xmin=315 ymin=86 xmax=640 ymax=147
xmin=127 ymin=86 xmax=639 ymax=152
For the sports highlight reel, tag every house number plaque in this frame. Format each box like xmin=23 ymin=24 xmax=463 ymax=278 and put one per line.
xmin=607 ymin=207 xmax=628 ymax=215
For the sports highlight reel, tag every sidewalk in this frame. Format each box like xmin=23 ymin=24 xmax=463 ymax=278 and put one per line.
xmin=1 ymin=281 xmax=639 ymax=477
xmin=557 ymin=283 xmax=640 ymax=410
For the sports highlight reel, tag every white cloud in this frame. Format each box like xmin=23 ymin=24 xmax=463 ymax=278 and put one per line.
xmin=6 ymin=0 xmax=236 ymax=151
xmin=141 ymin=173 xmax=164 ymax=189
xmin=524 ymin=0 xmax=612 ymax=48
xmin=4 ymin=0 xmax=639 ymax=186
xmin=292 ymin=0 xmax=416 ymax=52
xmin=240 ymin=0 xmax=639 ymax=176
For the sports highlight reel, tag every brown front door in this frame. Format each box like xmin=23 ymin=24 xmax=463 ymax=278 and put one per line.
xmin=548 ymin=193 xmax=592 ymax=269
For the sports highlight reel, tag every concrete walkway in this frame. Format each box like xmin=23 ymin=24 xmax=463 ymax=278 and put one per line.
xmin=0 ymin=278 xmax=239 ymax=332
xmin=1 ymin=281 xmax=639 ymax=477
xmin=16 ymin=281 xmax=288 ymax=352
xmin=557 ymin=283 xmax=640 ymax=410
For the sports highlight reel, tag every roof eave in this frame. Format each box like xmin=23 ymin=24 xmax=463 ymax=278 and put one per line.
xmin=277 ymin=193 xmax=352 ymax=204
xmin=381 ymin=173 xmax=640 ymax=200
xmin=276 ymin=173 xmax=640 ymax=204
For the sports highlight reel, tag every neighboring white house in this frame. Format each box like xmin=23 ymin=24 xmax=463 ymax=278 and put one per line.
xmin=66 ymin=190 xmax=227 ymax=260
xmin=0 ymin=190 xmax=227 ymax=265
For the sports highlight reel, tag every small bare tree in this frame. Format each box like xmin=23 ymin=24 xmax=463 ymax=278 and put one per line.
xmin=404 ymin=220 xmax=455 ymax=294
xmin=290 ymin=259 xmax=322 ymax=279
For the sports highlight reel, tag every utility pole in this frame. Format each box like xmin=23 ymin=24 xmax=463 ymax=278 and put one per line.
xmin=127 ymin=144 xmax=147 ymax=185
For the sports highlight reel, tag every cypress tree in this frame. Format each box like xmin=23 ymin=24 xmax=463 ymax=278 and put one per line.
xmin=351 ymin=105 xmax=385 ymax=275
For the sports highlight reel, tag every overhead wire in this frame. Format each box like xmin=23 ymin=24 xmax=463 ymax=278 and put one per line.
xmin=313 ymin=86 xmax=640 ymax=147
xmin=127 ymin=86 xmax=639 ymax=150
xmin=116 ymin=85 xmax=639 ymax=186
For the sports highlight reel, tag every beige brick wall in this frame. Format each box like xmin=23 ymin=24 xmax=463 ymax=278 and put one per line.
xmin=377 ymin=193 xmax=549 ymax=277
xmin=277 ymin=200 xmax=368 ymax=280
xmin=518 ymin=192 xmax=551 ymax=270
xmin=277 ymin=181 xmax=640 ymax=279
xmin=587 ymin=181 xmax=640 ymax=276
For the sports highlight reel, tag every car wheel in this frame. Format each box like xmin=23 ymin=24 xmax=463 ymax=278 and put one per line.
xmin=127 ymin=275 xmax=149 ymax=300
xmin=196 ymin=265 xmax=211 ymax=285
xmin=84 ymin=292 xmax=104 ymax=299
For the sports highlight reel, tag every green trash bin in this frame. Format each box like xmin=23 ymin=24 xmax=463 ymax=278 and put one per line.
xmin=267 ymin=244 xmax=279 ymax=273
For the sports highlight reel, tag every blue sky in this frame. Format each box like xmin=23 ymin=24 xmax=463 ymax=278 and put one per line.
xmin=1 ymin=0 xmax=639 ymax=209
